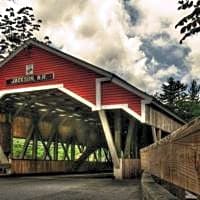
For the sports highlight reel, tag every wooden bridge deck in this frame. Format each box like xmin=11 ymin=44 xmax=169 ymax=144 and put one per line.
xmin=0 ymin=174 xmax=142 ymax=200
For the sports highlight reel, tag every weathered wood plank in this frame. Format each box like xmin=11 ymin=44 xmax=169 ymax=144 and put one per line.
xmin=114 ymin=110 xmax=122 ymax=157
xmin=54 ymin=133 xmax=58 ymax=160
xmin=32 ymin=131 xmax=38 ymax=160
xmin=145 ymin=105 xmax=183 ymax=133
xmin=132 ymin=122 xmax=139 ymax=159
xmin=151 ymin=127 xmax=157 ymax=143
xmin=114 ymin=159 xmax=141 ymax=179
xmin=124 ymin=119 xmax=135 ymax=158
xmin=140 ymin=118 xmax=200 ymax=195
xmin=158 ymin=129 xmax=162 ymax=140
xmin=11 ymin=159 xmax=112 ymax=174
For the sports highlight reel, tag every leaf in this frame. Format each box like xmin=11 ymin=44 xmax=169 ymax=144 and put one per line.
xmin=180 ymin=26 xmax=187 ymax=33
xmin=180 ymin=32 xmax=191 ymax=44
xmin=0 ymin=6 xmax=52 ymax=57
xmin=188 ymin=1 xmax=193 ymax=8
xmin=192 ymin=21 xmax=197 ymax=27
xmin=44 ymin=36 xmax=49 ymax=40
xmin=10 ymin=12 xmax=15 ymax=17
xmin=17 ymin=7 xmax=27 ymax=14
xmin=187 ymin=23 xmax=191 ymax=30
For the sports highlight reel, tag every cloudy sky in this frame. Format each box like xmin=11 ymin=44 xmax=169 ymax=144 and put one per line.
xmin=0 ymin=0 xmax=200 ymax=94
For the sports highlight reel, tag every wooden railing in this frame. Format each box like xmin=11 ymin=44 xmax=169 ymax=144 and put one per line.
xmin=140 ymin=118 xmax=200 ymax=195
xmin=11 ymin=159 xmax=112 ymax=174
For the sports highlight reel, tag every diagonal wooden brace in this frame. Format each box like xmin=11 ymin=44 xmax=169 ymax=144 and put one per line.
xmin=98 ymin=110 xmax=120 ymax=169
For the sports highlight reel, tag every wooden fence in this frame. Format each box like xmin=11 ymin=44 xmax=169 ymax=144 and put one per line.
xmin=140 ymin=117 xmax=200 ymax=195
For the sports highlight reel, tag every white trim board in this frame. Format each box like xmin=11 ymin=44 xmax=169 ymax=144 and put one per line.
xmin=58 ymin=87 xmax=96 ymax=110
xmin=0 ymin=83 xmax=145 ymax=123
xmin=94 ymin=77 xmax=145 ymax=122
xmin=0 ymin=84 xmax=96 ymax=111
xmin=95 ymin=77 xmax=111 ymax=110
xmin=141 ymin=100 xmax=151 ymax=123
xmin=101 ymin=104 xmax=142 ymax=122
xmin=0 ymin=84 xmax=63 ymax=98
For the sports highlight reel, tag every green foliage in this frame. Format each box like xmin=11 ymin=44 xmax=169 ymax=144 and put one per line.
xmin=0 ymin=7 xmax=51 ymax=60
xmin=188 ymin=79 xmax=200 ymax=101
xmin=156 ymin=77 xmax=200 ymax=122
xmin=158 ymin=77 xmax=187 ymax=110
xmin=175 ymin=0 xmax=200 ymax=43
xmin=12 ymin=138 xmax=107 ymax=162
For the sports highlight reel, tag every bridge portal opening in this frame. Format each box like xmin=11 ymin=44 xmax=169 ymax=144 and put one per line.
xmin=0 ymin=89 xmax=114 ymax=174
xmin=0 ymin=88 xmax=150 ymax=177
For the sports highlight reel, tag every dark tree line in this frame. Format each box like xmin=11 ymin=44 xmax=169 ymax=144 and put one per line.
xmin=155 ymin=77 xmax=200 ymax=122
xmin=0 ymin=6 xmax=51 ymax=60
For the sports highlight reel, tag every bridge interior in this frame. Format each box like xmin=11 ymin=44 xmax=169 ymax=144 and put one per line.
xmin=0 ymin=89 xmax=153 ymax=175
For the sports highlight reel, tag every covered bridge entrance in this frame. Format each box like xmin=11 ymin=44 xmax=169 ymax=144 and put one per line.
xmin=0 ymin=39 xmax=185 ymax=178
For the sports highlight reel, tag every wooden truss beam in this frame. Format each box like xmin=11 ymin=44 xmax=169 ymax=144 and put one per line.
xmin=151 ymin=127 xmax=162 ymax=143
xmin=114 ymin=110 xmax=122 ymax=157
xmin=98 ymin=110 xmax=120 ymax=168
xmin=124 ymin=119 xmax=135 ymax=158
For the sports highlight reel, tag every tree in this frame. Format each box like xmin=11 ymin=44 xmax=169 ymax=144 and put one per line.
xmin=157 ymin=77 xmax=187 ymax=111
xmin=0 ymin=7 xmax=51 ymax=60
xmin=188 ymin=79 xmax=200 ymax=101
xmin=175 ymin=0 xmax=200 ymax=43
xmin=186 ymin=80 xmax=200 ymax=119
xmin=156 ymin=77 xmax=200 ymax=122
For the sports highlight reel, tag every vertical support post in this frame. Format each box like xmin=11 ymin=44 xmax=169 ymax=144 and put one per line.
xmin=98 ymin=148 xmax=102 ymax=162
xmin=124 ymin=119 xmax=135 ymax=158
xmin=93 ymin=151 xmax=98 ymax=162
xmin=158 ymin=129 xmax=162 ymax=140
xmin=140 ymin=124 xmax=148 ymax=148
xmin=54 ymin=132 xmax=58 ymax=160
xmin=114 ymin=110 xmax=122 ymax=157
xmin=11 ymin=123 xmax=13 ymax=160
xmin=132 ymin=122 xmax=138 ymax=159
xmin=151 ymin=127 xmax=158 ymax=143
xmin=103 ymin=148 xmax=109 ymax=162
xmin=71 ymin=141 xmax=75 ymax=161
xmin=65 ymin=143 xmax=70 ymax=160
xmin=32 ymin=130 xmax=38 ymax=160
xmin=98 ymin=110 xmax=120 ymax=169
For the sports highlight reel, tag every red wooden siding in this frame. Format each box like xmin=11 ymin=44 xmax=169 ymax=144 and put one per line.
xmin=0 ymin=46 xmax=101 ymax=104
xmin=0 ymin=45 xmax=142 ymax=116
xmin=102 ymin=82 xmax=142 ymax=115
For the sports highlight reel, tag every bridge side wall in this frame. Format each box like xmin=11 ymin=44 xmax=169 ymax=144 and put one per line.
xmin=140 ymin=118 xmax=200 ymax=195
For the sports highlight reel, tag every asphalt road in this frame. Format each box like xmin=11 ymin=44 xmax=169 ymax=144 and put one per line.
xmin=0 ymin=174 xmax=141 ymax=200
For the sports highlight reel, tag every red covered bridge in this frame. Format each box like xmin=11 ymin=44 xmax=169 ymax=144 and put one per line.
xmin=0 ymin=39 xmax=185 ymax=178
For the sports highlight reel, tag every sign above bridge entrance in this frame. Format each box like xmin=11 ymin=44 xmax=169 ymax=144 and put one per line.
xmin=6 ymin=73 xmax=54 ymax=85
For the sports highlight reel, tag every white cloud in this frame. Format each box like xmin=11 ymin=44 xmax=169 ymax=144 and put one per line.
xmin=0 ymin=0 xmax=199 ymax=94
xmin=185 ymin=37 xmax=200 ymax=80
xmin=129 ymin=0 xmax=180 ymax=36
xmin=153 ymin=38 xmax=169 ymax=47
xmin=154 ymin=65 xmax=179 ymax=79
xmin=32 ymin=0 xmax=165 ymax=93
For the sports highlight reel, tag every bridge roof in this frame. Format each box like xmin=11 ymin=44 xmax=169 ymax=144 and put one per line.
xmin=0 ymin=39 xmax=185 ymax=124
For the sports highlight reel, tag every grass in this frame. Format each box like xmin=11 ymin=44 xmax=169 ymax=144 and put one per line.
xmin=12 ymin=138 xmax=108 ymax=162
